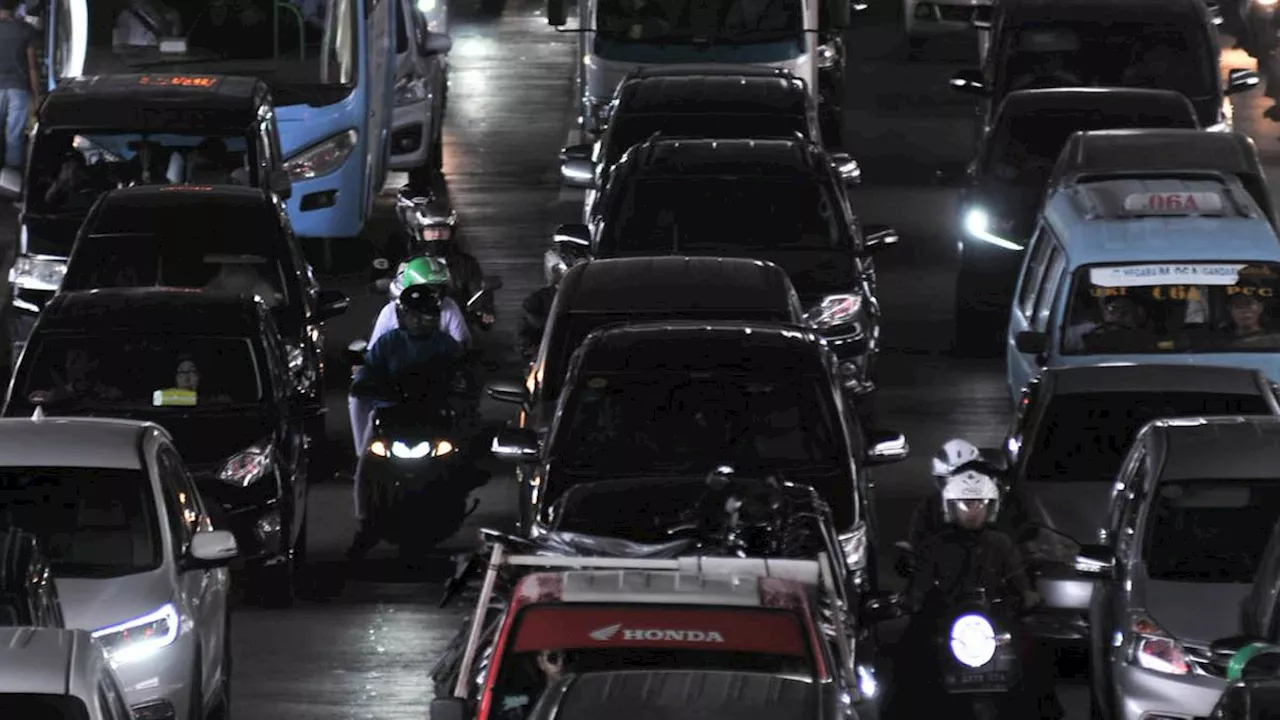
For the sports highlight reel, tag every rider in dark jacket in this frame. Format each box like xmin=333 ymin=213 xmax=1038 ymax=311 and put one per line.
xmin=517 ymin=253 xmax=585 ymax=361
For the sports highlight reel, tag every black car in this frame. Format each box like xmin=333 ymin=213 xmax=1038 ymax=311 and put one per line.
xmin=954 ymin=87 xmax=1200 ymax=349
xmin=57 ymin=184 xmax=348 ymax=465
xmin=0 ymin=73 xmax=293 ymax=352
xmin=546 ymin=137 xmax=898 ymax=398
xmin=949 ymin=0 xmax=1258 ymax=130
xmin=558 ymin=67 xmax=859 ymax=221
xmin=488 ymin=321 xmax=909 ymax=588
xmin=0 ymin=525 xmax=63 ymax=628
xmin=3 ymin=289 xmax=312 ymax=604
xmin=1002 ymin=364 xmax=1279 ymax=640
xmin=1048 ymin=129 xmax=1276 ymax=227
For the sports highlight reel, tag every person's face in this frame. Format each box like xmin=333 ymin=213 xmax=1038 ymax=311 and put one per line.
xmin=1101 ymin=297 xmax=1138 ymax=326
xmin=176 ymin=360 xmax=199 ymax=391
xmin=536 ymin=650 xmax=565 ymax=682
xmin=1231 ymin=296 xmax=1264 ymax=332
xmin=953 ymin=499 xmax=989 ymax=530
xmin=399 ymin=308 xmax=437 ymax=336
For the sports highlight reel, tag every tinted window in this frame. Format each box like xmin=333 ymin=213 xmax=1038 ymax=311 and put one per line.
xmin=0 ymin=694 xmax=90 ymax=719
xmin=0 ymin=467 xmax=160 ymax=578
xmin=596 ymin=0 xmax=800 ymax=43
xmin=1024 ymin=392 xmax=1269 ymax=482
xmin=607 ymin=114 xmax=808 ymax=165
xmin=1144 ymin=480 xmax=1280 ymax=583
xmin=606 ymin=177 xmax=849 ymax=252
xmin=21 ymin=334 xmax=265 ymax=410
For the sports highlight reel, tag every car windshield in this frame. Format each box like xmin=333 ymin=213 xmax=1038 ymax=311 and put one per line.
xmin=1024 ymin=392 xmax=1272 ymax=482
xmin=27 ymin=131 xmax=256 ymax=217
xmin=1002 ymin=23 xmax=1215 ymax=100
xmin=595 ymin=0 xmax=801 ymax=44
xmin=0 ymin=467 xmax=160 ymax=579
xmin=61 ymin=0 xmax=357 ymax=92
xmin=491 ymin=605 xmax=813 ymax=720
xmin=606 ymin=114 xmax=808 ymax=166
xmin=605 ymin=177 xmax=849 ymax=253
xmin=1062 ymin=263 xmax=1280 ymax=354
xmin=0 ymin=694 xmax=90 ymax=720
xmin=983 ymin=107 xmax=1197 ymax=184
xmin=1144 ymin=480 xmax=1280 ymax=583
xmin=21 ymin=335 xmax=264 ymax=410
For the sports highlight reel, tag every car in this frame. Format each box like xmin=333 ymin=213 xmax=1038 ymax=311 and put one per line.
xmin=546 ymin=137 xmax=899 ymax=398
xmin=3 ymin=289 xmax=312 ymax=605
xmin=558 ymin=67 xmax=859 ymax=224
xmin=1006 ymin=175 xmax=1280 ymax=397
xmin=954 ymin=88 xmax=1201 ymax=352
xmin=0 ymin=416 xmax=240 ymax=720
xmin=390 ymin=0 xmax=452 ymax=180
xmin=1001 ymin=364 xmax=1280 ymax=641
xmin=56 ymin=184 xmax=350 ymax=462
xmin=903 ymin=0 xmax=990 ymax=61
xmin=0 ymin=73 xmax=294 ymax=356
xmin=949 ymin=0 xmax=1259 ymax=132
xmin=0 ymin=525 xmax=64 ymax=628
xmin=525 ymin=669 xmax=828 ymax=720
xmin=0 ymin=627 xmax=135 ymax=720
xmin=489 ymin=321 xmax=909 ymax=582
xmin=1075 ymin=415 xmax=1280 ymax=720
xmin=1047 ymin=129 xmax=1276 ymax=228
xmin=432 ymin=554 xmax=879 ymax=720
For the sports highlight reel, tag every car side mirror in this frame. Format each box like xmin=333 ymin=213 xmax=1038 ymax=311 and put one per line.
xmin=345 ymin=339 xmax=368 ymax=367
xmin=950 ymin=69 xmax=990 ymax=96
xmin=866 ymin=429 xmax=909 ymax=465
xmin=553 ymin=224 xmax=592 ymax=253
xmin=182 ymin=529 xmax=238 ymax=570
xmin=481 ymin=276 xmax=504 ymax=292
xmin=864 ymin=225 xmax=899 ymax=253
xmin=430 ymin=697 xmax=468 ymax=720
xmin=560 ymin=157 xmax=597 ymax=189
xmin=1227 ymin=68 xmax=1261 ymax=96
xmin=486 ymin=380 xmax=528 ymax=405
xmin=316 ymin=289 xmax=349 ymax=321
xmin=491 ymin=427 xmax=540 ymax=461
xmin=268 ymin=169 xmax=292 ymax=201
xmin=1074 ymin=544 xmax=1116 ymax=579
xmin=1015 ymin=330 xmax=1048 ymax=356
xmin=423 ymin=31 xmax=453 ymax=55
xmin=0 ymin=167 xmax=21 ymax=200
xmin=830 ymin=152 xmax=861 ymax=186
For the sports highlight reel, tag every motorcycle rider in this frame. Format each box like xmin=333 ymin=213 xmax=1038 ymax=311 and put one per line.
xmin=903 ymin=439 xmax=1028 ymax=554
xmin=518 ymin=254 xmax=586 ymax=361
xmin=393 ymin=183 xmax=491 ymax=321
xmin=346 ymin=285 xmax=466 ymax=560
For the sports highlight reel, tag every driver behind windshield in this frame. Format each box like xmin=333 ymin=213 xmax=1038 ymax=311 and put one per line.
xmin=1224 ymin=290 xmax=1280 ymax=346
xmin=43 ymin=150 xmax=106 ymax=212
xmin=1064 ymin=292 xmax=1156 ymax=353
xmin=600 ymin=0 xmax=671 ymax=39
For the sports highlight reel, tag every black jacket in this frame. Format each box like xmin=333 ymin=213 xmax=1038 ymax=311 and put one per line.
xmin=518 ymin=286 xmax=557 ymax=359
xmin=907 ymin=526 xmax=1033 ymax=613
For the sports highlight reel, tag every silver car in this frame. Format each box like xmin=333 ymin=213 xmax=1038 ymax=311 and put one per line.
xmin=0 ymin=415 xmax=238 ymax=720
xmin=0 ymin=627 xmax=133 ymax=720
xmin=1079 ymin=416 xmax=1280 ymax=720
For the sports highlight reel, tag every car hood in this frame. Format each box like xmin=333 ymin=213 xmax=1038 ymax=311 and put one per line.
xmin=55 ymin=568 xmax=171 ymax=635
xmin=31 ymin=408 xmax=272 ymax=465
xmin=1139 ymin=577 xmax=1249 ymax=646
xmin=1022 ymin=480 xmax=1113 ymax=546
xmin=613 ymin=247 xmax=854 ymax=305
xmin=21 ymin=213 xmax=87 ymax=258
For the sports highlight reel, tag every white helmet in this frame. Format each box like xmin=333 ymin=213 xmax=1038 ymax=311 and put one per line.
xmin=932 ymin=438 xmax=982 ymax=478
xmin=941 ymin=466 xmax=1001 ymax=523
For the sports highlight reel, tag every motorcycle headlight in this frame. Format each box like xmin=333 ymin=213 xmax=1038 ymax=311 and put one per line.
xmin=394 ymin=75 xmax=428 ymax=107
xmin=219 ymin=441 xmax=273 ymax=488
xmin=808 ymin=294 xmax=863 ymax=330
xmin=283 ymin=129 xmax=358 ymax=181
xmin=92 ymin=603 xmax=179 ymax=666
xmin=962 ymin=208 xmax=1023 ymax=251
xmin=950 ymin=613 xmax=997 ymax=668
xmin=10 ymin=255 xmax=66 ymax=292
xmin=369 ymin=439 xmax=455 ymax=459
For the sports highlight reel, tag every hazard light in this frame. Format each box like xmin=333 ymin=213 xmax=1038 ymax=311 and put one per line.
xmin=1121 ymin=192 xmax=1224 ymax=216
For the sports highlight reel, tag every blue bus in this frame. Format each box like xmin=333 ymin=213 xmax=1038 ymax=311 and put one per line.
xmin=45 ymin=0 xmax=395 ymax=240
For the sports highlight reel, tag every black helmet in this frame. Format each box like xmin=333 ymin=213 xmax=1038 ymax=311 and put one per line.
xmin=397 ymin=284 xmax=442 ymax=337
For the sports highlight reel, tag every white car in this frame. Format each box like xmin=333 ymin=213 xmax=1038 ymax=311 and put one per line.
xmin=0 ymin=627 xmax=133 ymax=720
xmin=0 ymin=415 xmax=238 ymax=720
xmin=390 ymin=0 xmax=452 ymax=180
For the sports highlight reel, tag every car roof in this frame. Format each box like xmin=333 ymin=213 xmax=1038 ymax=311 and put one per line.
xmin=627 ymin=138 xmax=821 ymax=178
xmin=513 ymin=570 xmax=812 ymax=607
xmin=537 ymin=670 xmax=816 ymax=720
xmin=97 ymin=184 xmax=270 ymax=211
xmin=0 ymin=417 xmax=153 ymax=469
xmin=1042 ymin=364 xmax=1268 ymax=397
xmin=562 ymin=257 xmax=796 ymax=315
xmin=1059 ymin=129 xmax=1260 ymax=179
xmin=575 ymin=321 xmax=827 ymax=374
xmin=616 ymin=73 xmax=808 ymax=116
xmin=1002 ymin=0 xmax=1202 ymax=22
xmin=37 ymin=288 xmax=267 ymax=336
xmin=0 ymin=627 xmax=92 ymax=696
xmin=41 ymin=74 xmax=262 ymax=129
xmin=998 ymin=88 xmax=1198 ymax=120
xmin=1044 ymin=176 xmax=1280 ymax=266
xmin=1151 ymin=416 xmax=1280 ymax=481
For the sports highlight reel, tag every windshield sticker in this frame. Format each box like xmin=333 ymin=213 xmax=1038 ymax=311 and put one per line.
xmin=153 ymin=388 xmax=197 ymax=407
xmin=138 ymin=75 xmax=221 ymax=89
xmin=1089 ymin=264 xmax=1246 ymax=287
xmin=511 ymin=607 xmax=809 ymax=656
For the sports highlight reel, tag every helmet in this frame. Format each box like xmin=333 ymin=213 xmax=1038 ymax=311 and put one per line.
xmin=543 ymin=249 xmax=588 ymax=287
xmin=395 ymin=188 xmax=457 ymax=256
xmin=932 ymin=438 xmax=982 ymax=478
xmin=396 ymin=283 xmax=443 ymax=337
xmin=391 ymin=256 xmax=452 ymax=300
xmin=941 ymin=463 xmax=1001 ymax=524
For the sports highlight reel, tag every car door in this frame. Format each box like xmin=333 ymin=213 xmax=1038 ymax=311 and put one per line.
xmin=364 ymin=0 xmax=396 ymax=209
xmin=261 ymin=320 xmax=309 ymax=545
xmin=1006 ymin=226 xmax=1056 ymax=393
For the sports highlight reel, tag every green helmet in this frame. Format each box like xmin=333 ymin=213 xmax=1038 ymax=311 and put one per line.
xmin=391 ymin=256 xmax=451 ymax=299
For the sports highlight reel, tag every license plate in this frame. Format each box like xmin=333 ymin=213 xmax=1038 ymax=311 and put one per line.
xmin=944 ymin=670 xmax=1011 ymax=692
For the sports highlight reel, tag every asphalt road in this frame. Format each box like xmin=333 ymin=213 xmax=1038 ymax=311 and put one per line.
xmin=178 ymin=0 xmax=1280 ymax=717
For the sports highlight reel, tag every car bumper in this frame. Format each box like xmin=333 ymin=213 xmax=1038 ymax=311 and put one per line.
xmin=115 ymin=632 xmax=198 ymax=720
xmin=388 ymin=99 xmax=433 ymax=171
xmin=282 ymin=151 xmax=367 ymax=239
xmin=193 ymin=473 xmax=288 ymax=567
xmin=1113 ymin=662 xmax=1225 ymax=720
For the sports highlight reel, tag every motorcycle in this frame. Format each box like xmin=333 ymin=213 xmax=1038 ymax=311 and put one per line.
xmin=345 ymin=341 xmax=481 ymax=557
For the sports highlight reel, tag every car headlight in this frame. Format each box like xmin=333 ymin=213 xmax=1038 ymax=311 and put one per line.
xmin=394 ymin=75 xmax=428 ymax=107
xmin=962 ymin=208 xmax=1023 ymax=251
xmin=283 ymin=129 xmax=357 ymax=181
xmin=950 ymin=613 xmax=997 ymax=668
xmin=1129 ymin=611 xmax=1190 ymax=675
xmin=817 ymin=42 xmax=837 ymax=68
xmin=808 ymin=294 xmax=864 ymax=330
xmin=92 ymin=603 xmax=179 ymax=666
xmin=219 ymin=441 xmax=273 ymax=488
xmin=9 ymin=255 xmax=66 ymax=291
xmin=368 ymin=438 xmax=455 ymax=459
